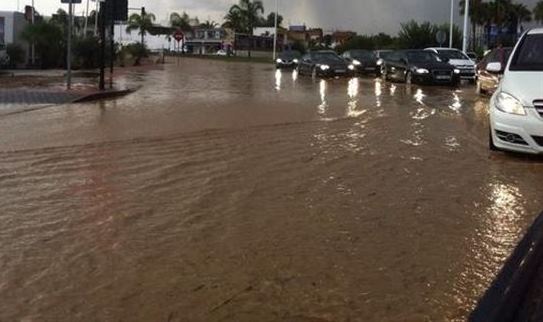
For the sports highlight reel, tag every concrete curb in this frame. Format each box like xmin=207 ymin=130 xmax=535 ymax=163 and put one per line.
xmin=71 ymin=87 xmax=139 ymax=103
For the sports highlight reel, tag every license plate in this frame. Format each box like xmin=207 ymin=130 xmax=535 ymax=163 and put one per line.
xmin=335 ymin=69 xmax=346 ymax=73
xmin=436 ymin=75 xmax=451 ymax=80
xmin=365 ymin=67 xmax=375 ymax=71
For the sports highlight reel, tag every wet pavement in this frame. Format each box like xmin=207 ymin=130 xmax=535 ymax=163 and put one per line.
xmin=1 ymin=57 xmax=542 ymax=322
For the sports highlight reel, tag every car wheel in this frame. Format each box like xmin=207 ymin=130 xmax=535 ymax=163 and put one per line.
xmin=311 ymin=67 xmax=318 ymax=79
xmin=405 ymin=71 xmax=412 ymax=85
xmin=489 ymin=128 xmax=499 ymax=151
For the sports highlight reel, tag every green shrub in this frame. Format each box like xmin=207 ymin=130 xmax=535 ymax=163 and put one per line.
xmin=6 ymin=43 xmax=25 ymax=67
xmin=73 ymin=36 xmax=100 ymax=69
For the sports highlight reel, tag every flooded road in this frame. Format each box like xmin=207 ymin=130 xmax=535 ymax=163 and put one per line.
xmin=1 ymin=58 xmax=542 ymax=322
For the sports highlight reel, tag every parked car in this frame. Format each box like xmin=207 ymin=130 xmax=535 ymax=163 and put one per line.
xmin=426 ymin=47 xmax=477 ymax=83
xmin=489 ymin=28 xmax=543 ymax=154
xmin=0 ymin=43 xmax=9 ymax=68
xmin=342 ymin=49 xmax=380 ymax=75
xmin=374 ymin=50 xmax=393 ymax=74
xmin=476 ymin=46 xmax=513 ymax=95
xmin=276 ymin=50 xmax=302 ymax=69
xmin=215 ymin=49 xmax=228 ymax=56
xmin=381 ymin=50 xmax=460 ymax=86
xmin=297 ymin=50 xmax=355 ymax=78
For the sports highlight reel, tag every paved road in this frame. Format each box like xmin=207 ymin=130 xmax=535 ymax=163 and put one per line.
xmin=0 ymin=89 xmax=80 ymax=105
xmin=1 ymin=58 xmax=542 ymax=322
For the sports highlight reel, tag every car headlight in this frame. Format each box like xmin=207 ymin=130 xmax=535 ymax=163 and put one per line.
xmin=276 ymin=58 xmax=283 ymax=63
xmin=495 ymin=92 xmax=526 ymax=115
xmin=319 ymin=65 xmax=330 ymax=71
xmin=348 ymin=64 xmax=355 ymax=71
xmin=376 ymin=59 xmax=383 ymax=66
xmin=454 ymin=69 xmax=461 ymax=74
xmin=293 ymin=59 xmax=299 ymax=64
xmin=415 ymin=68 xmax=429 ymax=74
xmin=352 ymin=59 xmax=361 ymax=66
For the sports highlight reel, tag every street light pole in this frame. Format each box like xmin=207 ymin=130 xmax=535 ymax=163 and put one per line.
xmin=449 ymin=0 xmax=454 ymax=48
xmin=67 ymin=1 xmax=73 ymax=89
xmin=462 ymin=0 xmax=470 ymax=52
xmin=31 ymin=0 xmax=35 ymax=65
xmin=272 ymin=0 xmax=278 ymax=61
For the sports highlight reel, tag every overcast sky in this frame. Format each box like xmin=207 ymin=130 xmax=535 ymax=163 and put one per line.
xmin=1 ymin=0 xmax=540 ymax=34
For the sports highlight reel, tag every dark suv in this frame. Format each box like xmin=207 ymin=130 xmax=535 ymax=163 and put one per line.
xmin=342 ymin=50 xmax=380 ymax=75
xmin=381 ymin=50 xmax=460 ymax=86
xmin=297 ymin=51 xmax=355 ymax=78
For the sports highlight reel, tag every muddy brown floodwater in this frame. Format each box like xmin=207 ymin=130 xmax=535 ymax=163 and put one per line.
xmin=1 ymin=58 xmax=542 ymax=322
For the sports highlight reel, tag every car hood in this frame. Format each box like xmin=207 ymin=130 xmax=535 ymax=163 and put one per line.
xmin=448 ymin=59 xmax=475 ymax=67
xmin=410 ymin=62 xmax=453 ymax=70
xmin=500 ymin=72 xmax=543 ymax=106
xmin=315 ymin=59 xmax=347 ymax=67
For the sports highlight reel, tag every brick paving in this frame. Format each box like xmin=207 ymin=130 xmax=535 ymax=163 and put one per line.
xmin=0 ymin=90 xmax=81 ymax=105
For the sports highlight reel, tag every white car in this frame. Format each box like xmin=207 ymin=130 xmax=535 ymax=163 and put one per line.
xmin=215 ymin=49 xmax=228 ymax=56
xmin=425 ymin=47 xmax=477 ymax=83
xmin=489 ymin=28 xmax=543 ymax=154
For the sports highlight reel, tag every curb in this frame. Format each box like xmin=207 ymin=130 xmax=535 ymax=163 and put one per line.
xmin=71 ymin=87 xmax=139 ymax=103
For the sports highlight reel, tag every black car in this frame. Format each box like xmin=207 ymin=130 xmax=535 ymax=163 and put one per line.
xmin=297 ymin=51 xmax=355 ymax=78
xmin=381 ymin=50 xmax=460 ymax=86
xmin=276 ymin=50 xmax=302 ymax=69
xmin=342 ymin=50 xmax=380 ymax=75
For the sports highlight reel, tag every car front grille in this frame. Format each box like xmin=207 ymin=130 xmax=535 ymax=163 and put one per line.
xmin=534 ymin=100 xmax=543 ymax=117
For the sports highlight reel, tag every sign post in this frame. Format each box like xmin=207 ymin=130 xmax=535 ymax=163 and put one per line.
xmin=174 ymin=30 xmax=184 ymax=65
xmin=61 ymin=0 xmax=82 ymax=90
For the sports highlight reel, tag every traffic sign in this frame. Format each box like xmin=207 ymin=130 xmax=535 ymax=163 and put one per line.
xmin=174 ymin=30 xmax=184 ymax=42
xmin=436 ymin=30 xmax=447 ymax=46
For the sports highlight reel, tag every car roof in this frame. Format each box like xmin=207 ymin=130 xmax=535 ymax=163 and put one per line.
xmin=528 ymin=28 xmax=543 ymax=35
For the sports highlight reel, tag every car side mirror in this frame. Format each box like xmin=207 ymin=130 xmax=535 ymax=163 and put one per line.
xmin=486 ymin=62 xmax=502 ymax=73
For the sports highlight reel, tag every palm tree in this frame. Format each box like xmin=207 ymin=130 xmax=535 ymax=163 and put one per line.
xmin=228 ymin=0 xmax=265 ymax=58
xmin=510 ymin=3 xmax=532 ymax=30
xmin=460 ymin=0 xmax=487 ymax=49
xmin=126 ymin=12 xmax=156 ymax=45
xmin=170 ymin=12 xmax=192 ymax=32
xmin=223 ymin=8 xmax=244 ymax=32
xmin=200 ymin=20 xmax=218 ymax=29
xmin=534 ymin=1 xmax=543 ymax=24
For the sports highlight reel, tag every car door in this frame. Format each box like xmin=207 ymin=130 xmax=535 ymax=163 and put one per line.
xmin=388 ymin=52 xmax=406 ymax=81
xmin=300 ymin=54 xmax=312 ymax=74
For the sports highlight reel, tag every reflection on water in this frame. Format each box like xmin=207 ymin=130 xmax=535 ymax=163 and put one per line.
xmin=449 ymin=92 xmax=462 ymax=113
xmin=346 ymin=78 xmax=365 ymax=118
xmin=292 ymin=69 xmax=298 ymax=82
xmin=318 ymin=79 xmax=327 ymax=115
xmin=390 ymin=84 xmax=397 ymax=96
xmin=275 ymin=69 xmax=282 ymax=91
xmin=375 ymin=79 xmax=383 ymax=108
xmin=414 ymin=88 xmax=426 ymax=105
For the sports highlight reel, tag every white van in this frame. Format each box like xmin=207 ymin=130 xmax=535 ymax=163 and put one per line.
xmin=489 ymin=28 xmax=543 ymax=154
xmin=425 ymin=47 xmax=477 ymax=83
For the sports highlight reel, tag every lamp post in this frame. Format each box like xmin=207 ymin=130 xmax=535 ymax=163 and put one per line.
xmin=462 ymin=0 xmax=470 ymax=52
xmin=272 ymin=0 xmax=278 ymax=61
xmin=449 ymin=0 xmax=454 ymax=48
xmin=31 ymin=0 xmax=35 ymax=65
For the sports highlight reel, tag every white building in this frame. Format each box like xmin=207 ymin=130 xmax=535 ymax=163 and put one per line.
xmin=0 ymin=11 xmax=29 ymax=62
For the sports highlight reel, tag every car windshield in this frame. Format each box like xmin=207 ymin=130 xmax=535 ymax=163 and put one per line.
xmin=280 ymin=51 xmax=301 ymax=59
xmin=510 ymin=34 xmax=543 ymax=71
xmin=378 ymin=51 xmax=393 ymax=59
xmin=406 ymin=51 xmax=441 ymax=63
xmin=437 ymin=49 xmax=468 ymax=60
xmin=351 ymin=50 xmax=375 ymax=59
xmin=313 ymin=52 xmax=344 ymax=62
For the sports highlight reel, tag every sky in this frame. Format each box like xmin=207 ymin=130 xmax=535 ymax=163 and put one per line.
xmin=1 ymin=0 xmax=540 ymax=35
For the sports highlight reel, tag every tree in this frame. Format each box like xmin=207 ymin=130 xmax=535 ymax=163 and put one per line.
xmin=459 ymin=0 xmax=488 ymax=49
xmin=126 ymin=12 xmax=156 ymax=45
xmin=223 ymin=8 xmax=244 ymax=32
xmin=227 ymin=0 xmax=265 ymax=57
xmin=259 ymin=12 xmax=283 ymax=27
xmin=536 ymin=1 xmax=543 ymax=24
xmin=170 ymin=12 xmax=193 ymax=32
xmin=200 ymin=20 xmax=218 ymax=29
xmin=21 ymin=21 xmax=64 ymax=68
xmin=398 ymin=21 xmax=437 ymax=49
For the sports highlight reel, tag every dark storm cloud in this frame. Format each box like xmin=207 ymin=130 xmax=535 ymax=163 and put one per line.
xmin=4 ymin=0 xmax=539 ymax=33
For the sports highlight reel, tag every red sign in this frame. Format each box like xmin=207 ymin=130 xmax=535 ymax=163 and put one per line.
xmin=174 ymin=30 xmax=184 ymax=42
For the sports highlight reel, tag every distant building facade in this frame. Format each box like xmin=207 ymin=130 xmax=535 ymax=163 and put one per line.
xmin=0 ymin=10 xmax=29 ymax=63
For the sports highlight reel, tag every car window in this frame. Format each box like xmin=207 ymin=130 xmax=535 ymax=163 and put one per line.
xmin=351 ymin=50 xmax=375 ymax=60
xmin=510 ymin=34 xmax=543 ymax=71
xmin=437 ymin=49 xmax=469 ymax=60
xmin=406 ymin=51 xmax=441 ymax=63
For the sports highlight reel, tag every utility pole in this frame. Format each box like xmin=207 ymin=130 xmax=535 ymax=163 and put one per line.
xmin=67 ymin=0 xmax=73 ymax=89
xmin=84 ymin=0 xmax=90 ymax=37
xmin=110 ymin=1 xmax=115 ymax=89
xmin=99 ymin=0 xmax=106 ymax=90
xmin=449 ymin=0 xmax=454 ymax=48
xmin=273 ymin=0 xmax=278 ymax=61
xmin=31 ymin=0 xmax=35 ymax=66
xmin=462 ymin=0 xmax=470 ymax=52
xmin=141 ymin=7 xmax=146 ymax=46
xmin=94 ymin=0 xmax=99 ymax=36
